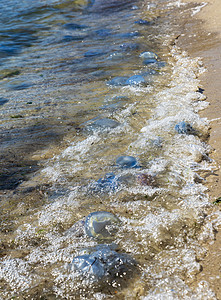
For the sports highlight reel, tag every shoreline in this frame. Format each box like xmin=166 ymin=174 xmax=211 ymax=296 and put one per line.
xmin=176 ymin=0 xmax=221 ymax=298
xmin=0 ymin=1 xmax=220 ymax=297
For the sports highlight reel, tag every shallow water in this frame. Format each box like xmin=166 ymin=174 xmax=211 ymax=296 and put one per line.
xmin=0 ymin=0 xmax=220 ymax=299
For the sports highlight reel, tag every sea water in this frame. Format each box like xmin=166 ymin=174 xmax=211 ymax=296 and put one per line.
xmin=0 ymin=0 xmax=220 ymax=299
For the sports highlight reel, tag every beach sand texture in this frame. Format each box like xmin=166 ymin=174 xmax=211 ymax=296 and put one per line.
xmin=177 ymin=0 xmax=221 ymax=297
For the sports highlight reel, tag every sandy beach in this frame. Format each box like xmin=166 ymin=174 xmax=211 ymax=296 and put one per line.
xmin=177 ymin=0 xmax=221 ymax=298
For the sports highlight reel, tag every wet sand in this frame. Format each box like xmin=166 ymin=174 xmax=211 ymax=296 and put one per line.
xmin=176 ymin=0 xmax=221 ymax=298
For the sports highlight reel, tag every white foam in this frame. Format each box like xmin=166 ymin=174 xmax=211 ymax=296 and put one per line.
xmin=191 ymin=2 xmax=207 ymax=16
xmin=0 ymin=258 xmax=39 ymax=297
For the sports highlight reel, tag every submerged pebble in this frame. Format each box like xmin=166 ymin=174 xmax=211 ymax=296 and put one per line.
xmin=85 ymin=211 xmax=120 ymax=239
xmin=116 ymin=155 xmax=138 ymax=168
xmin=126 ymin=75 xmax=146 ymax=86
xmin=175 ymin=121 xmax=196 ymax=135
xmin=71 ymin=244 xmax=136 ymax=283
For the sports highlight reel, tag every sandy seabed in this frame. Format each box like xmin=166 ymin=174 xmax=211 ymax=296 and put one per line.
xmin=176 ymin=0 xmax=221 ymax=298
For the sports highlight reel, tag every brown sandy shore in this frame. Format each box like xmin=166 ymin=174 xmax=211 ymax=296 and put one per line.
xmin=176 ymin=0 xmax=221 ymax=298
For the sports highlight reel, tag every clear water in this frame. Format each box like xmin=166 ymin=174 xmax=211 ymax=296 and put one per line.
xmin=0 ymin=0 xmax=220 ymax=299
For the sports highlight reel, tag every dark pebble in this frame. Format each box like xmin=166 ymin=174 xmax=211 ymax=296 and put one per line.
xmin=10 ymin=114 xmax=24 ymax=118
xmin=197 ymin=87 xmax=204 ymax=94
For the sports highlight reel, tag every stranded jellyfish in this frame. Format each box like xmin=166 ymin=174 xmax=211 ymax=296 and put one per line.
xmin=116 ymin=155 xmax=138 ymax=168
xmin=85 ymin=211 xmax=120 ymax=239
xmin=71 ymin=244 xmax=136 ymax=284
xmin=92 ymin=173 xmax=118 ymax=193
xmin=175 ymin=121 xmax=196 ymax=135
